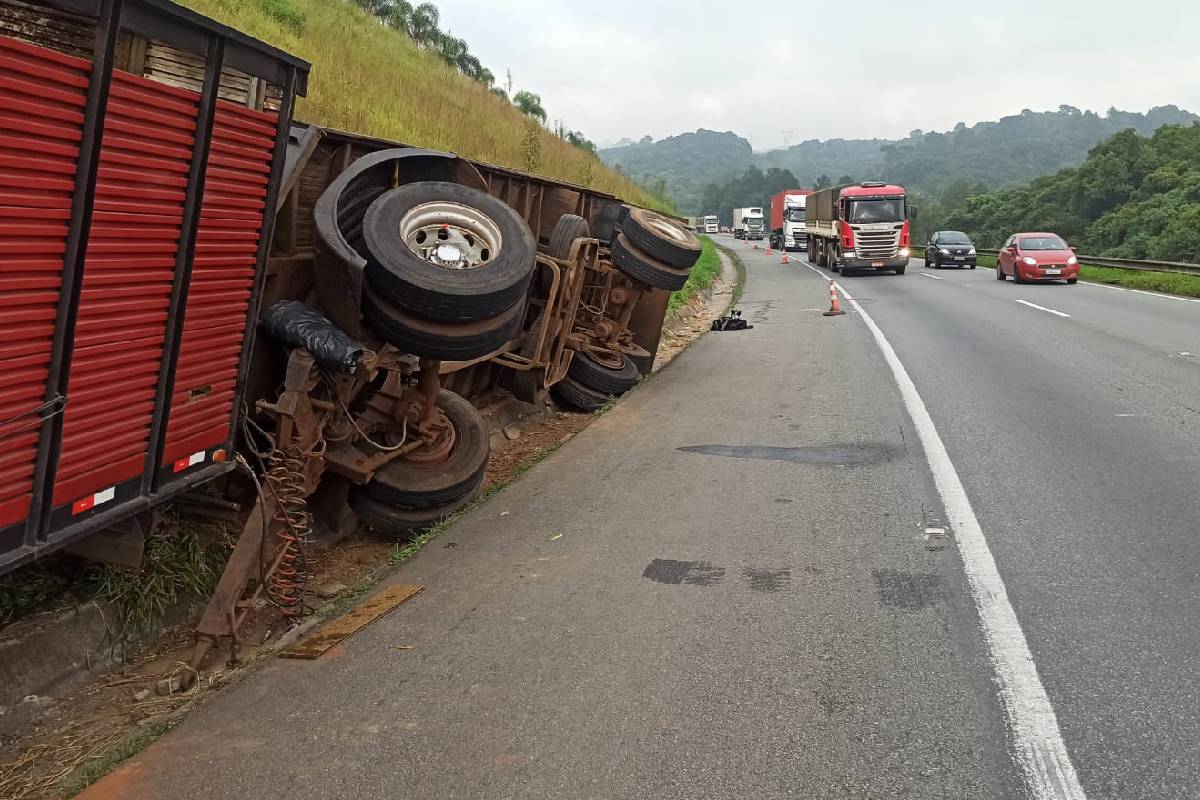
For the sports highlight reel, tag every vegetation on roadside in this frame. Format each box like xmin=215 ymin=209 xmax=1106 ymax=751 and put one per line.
xmin=938 ymin=124 xmax=1200 ymax=262
xmin=179 ymin=0 xmax=670 ymax=210
xmin=667 ymin=236 xmax=720 ymax=313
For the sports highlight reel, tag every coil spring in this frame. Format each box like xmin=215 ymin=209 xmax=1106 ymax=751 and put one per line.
xmin=264 ymin=441 xmax=312 ymax=615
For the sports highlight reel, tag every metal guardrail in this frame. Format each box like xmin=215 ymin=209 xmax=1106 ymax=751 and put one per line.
xmin=913 ymin=246 xmax=1200 ymax=277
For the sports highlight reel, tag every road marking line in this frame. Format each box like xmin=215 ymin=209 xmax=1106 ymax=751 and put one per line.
xmin=1081 ymin=281 xmax=1127 ymax=292
xmin=1016 ymin=299 xmax=1071 ymax=318
xmin=840 ymin=290 xmax=1088 ymax=800
xmin=1128 ymin=288 xmax=1200 ymax=303
xmin=919 ymin=273 xmax=944 ymax=281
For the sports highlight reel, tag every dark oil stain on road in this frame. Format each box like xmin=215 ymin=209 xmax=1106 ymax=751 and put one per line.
xmin=678 ymin=443 xmax=894 ymax=465
xmin=743 ymin=567 xmax=791 ymax=593
xmin=871 ymin=569 xmax=946 ymax=611
xmin=642 ymin=559 xmax=726 ymax=586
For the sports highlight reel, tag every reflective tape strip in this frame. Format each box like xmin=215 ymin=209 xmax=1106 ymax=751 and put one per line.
xmin=71 ymin=485 xmax=116 ymax=515
xmin=172 ymin=449 xmax=207 ymax=473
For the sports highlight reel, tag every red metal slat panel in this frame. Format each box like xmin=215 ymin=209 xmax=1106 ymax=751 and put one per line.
xmin=52 ymin=70 xmax=200 ymax=509
xmin=0 ymin=36 xmax=88 ymax=528
xmin=163 ymin=101 xmax=278 ymax=465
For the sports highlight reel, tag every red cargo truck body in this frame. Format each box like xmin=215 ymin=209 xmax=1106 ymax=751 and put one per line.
xmin=0 ymin=0 xmax=308 ymax=575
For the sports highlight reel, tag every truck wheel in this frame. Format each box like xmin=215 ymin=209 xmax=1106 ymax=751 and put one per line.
xmin=611 ymin=233 xmax=691 ymax=291
xmin=895 ymin=264 xmax=906 ymax=275
xmin=364 ymin=287 xmax=525 ymax=361
xmin=619 ymin=207 xmax=703 ymax=268
xmin=363 ymin=182 xmax=536 ymax=322
xmin=548 ymin=213 xmax=590 ymax=259
xmin=551 ymin=374 xmax=613 ymax=412
xmin=357 ymin=389 xmax=490 ymax=509
xmin=350 ymin=483 xmax=480 ymax=537
xmin=568 ymin=351 xmax=639 ymax=394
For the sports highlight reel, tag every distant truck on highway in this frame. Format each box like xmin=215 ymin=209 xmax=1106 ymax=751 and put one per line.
xmin=769 ymin=190 xmax=812 ymax=252
xmin=731 ymin=207 xmax=765 ymax=240
xmin=805 ymin=182 xmax=912 ymax=274
xmin=699 ymin=215 xmax=719 ymax=234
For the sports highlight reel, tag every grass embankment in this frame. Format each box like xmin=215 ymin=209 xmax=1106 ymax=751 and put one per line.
xmin=913 ymin=247 xmax=1200 ymax=298
xmin=667 ymin=236 xmax=720 ymax=313
xmin=179 ymin=0 xmax=671 ymax=212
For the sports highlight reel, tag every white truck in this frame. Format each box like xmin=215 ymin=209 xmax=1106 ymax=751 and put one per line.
xmin=769 ymin=190 xmax=812 ymax=251
xmin=731 ymin=207 xmax=765 ymax=240
xmin=699 ymin=215 xmax=719 ymax=234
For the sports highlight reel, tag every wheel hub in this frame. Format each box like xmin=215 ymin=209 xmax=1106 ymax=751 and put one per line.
xmin=401 ymin=408 xmax=456 ymax=465
xmin=399 ymin=201 xmax=503 ymax=271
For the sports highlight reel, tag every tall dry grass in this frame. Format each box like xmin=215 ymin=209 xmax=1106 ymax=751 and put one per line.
xmin=180 ymin=0 xmax=670 ymax=210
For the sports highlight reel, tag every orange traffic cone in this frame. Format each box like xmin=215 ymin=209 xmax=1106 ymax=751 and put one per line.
xmin=753 ymin=242 xmax=759 ymax=250
xmin=781 ymin=252 xmax=790 ymax=265
xmin=823 ymin=282 xmax=845 ymax=316
xmin=766 ymin=246 xmax=774 ymax=256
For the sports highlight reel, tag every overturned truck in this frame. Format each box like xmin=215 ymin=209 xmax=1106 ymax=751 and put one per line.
xmin=0 ymin=1 xmax=703 ymax=675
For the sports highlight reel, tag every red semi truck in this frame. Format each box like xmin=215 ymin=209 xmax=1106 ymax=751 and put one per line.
xmin=805 ymin=182 xmax=912 ymax=274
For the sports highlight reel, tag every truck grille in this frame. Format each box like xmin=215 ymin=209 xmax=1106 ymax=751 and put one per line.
xmin=854 ymin=228 xmax=899 ymax=259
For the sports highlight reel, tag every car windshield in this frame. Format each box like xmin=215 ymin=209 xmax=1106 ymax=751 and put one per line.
xmin=788 ymin=209 xmax=806 ymax=221
xmin=847 ymin=197 xmax=905 ymax=223
xmin=938 ymin=232 xmax=971 ymax=245
xmin=1019 ymin=236 xmax=1068 ymax=250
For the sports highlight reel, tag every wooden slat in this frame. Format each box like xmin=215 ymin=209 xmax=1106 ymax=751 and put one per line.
xmin=0 ymin=0 xmax=92 ymax=60
xmin=280 ymin=584 xmax=424 ymax=659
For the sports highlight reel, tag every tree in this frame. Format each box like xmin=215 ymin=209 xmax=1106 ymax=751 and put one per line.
xmin=513 ymin=90 xmax=546 ymax=124
xmin=409 ymin=2 xmax=440 ymax=46
xmin=814 ymin=174 xmax=832 ymax=190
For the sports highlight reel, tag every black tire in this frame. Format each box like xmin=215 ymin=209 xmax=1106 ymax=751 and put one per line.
xmin=359 ymin=389 xmax=489 ymax=509
xmin=551 ymin=375 xmax=612 ymax=412
xmin=969 ymin=264 xmax=976 ymax=270
xmin=1013 ymin=265 xmax=1025 ymax=284
xmin=619 ymin=207 xmax=703 ymax=268
xmin=567 ymin=351 xmax=639 ymax=394
xmin=364 ymin=287 xmax=524 ymax=361
xmin=895 ymin=264 xmax=906 ymax=275
xmin=611 ymin=232 xmax=691 ymax=291
xmin=362 ymin=182 xmax=536 ymax=322
xmin=1067 ymin=277 xmax=1077 ymax=284
xmin=548 ymin=214 xmax=590 ymax=259
xmin=923 ymin=253 xmax=930 ymax=267
xmin=350 ymin=481 xmax=481 ymax=537
xmin=996 ymin=264 xmax=1006 ymax=280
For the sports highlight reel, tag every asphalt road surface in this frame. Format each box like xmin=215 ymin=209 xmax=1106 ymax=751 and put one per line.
xmin=83 ymin=238 xmax=1199 ymax=800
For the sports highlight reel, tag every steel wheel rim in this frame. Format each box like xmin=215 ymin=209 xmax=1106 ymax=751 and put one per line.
xmin=399 ymin=201 xmax=503 ymax=271
xmin=642 ymin=213 xmax=691 ymax=244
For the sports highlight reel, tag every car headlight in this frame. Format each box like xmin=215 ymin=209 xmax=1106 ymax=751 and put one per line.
xmin=939 ymin=248 xmax=951 ymax=255
xmin=1022 ymin=257 xmax=1037 ymax=266
xmin=968 ymin=247 xmax=976 ymax=255
xmin=1067 ymin=255 xmax=1077 ymax=265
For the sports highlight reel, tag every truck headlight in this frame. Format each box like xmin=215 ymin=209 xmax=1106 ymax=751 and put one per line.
xmin=900 ymin=247 xmax=911 ymax=258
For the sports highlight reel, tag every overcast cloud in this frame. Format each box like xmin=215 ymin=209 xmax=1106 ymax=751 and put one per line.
xmin=431 ymin=0 xmax=1200 ymax=151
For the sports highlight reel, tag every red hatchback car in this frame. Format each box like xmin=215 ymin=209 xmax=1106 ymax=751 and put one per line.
xmin=997 ymin=232 xmax=1079 ymax=284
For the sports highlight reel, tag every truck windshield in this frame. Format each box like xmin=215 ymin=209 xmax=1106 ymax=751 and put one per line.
xmin=846 ymin=198 xmax=905 ymax=223
xmin=787 ymin=209 xmax=806 ymax=222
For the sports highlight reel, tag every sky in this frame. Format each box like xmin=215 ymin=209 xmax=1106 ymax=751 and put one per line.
xmin=431 ymin=0 xmax=1200 ymax=151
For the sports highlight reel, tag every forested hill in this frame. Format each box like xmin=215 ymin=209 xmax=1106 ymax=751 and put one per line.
xmin=940 ymin=124 xmax=1200 ymax=262
xmin=600 ymin=106 xmax=1198 ymax=214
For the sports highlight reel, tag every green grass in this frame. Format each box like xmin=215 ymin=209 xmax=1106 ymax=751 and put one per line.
xmin=63 ymin=719 xmax=179 ymax=797
xmin=667 ymin=236 xmax=720 ymax=313
xmin=178 ymin=0 xmax=671 ymax=212
xmin=913 ymin=246 xmax=1200 ymax=297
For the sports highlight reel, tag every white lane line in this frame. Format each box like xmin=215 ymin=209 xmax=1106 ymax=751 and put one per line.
xmin=824 ymin=278 xmax=1088 ymax=799
xmin=920 ymin=272 xmax=944 ymax=281
xmin=1128 ymin=288 xmax=1200 ymax=304
xmin=1016 ymin=299 xmax=1071 ymax=318
xmin=1081 ymin=281 xmax=1127 ymax=292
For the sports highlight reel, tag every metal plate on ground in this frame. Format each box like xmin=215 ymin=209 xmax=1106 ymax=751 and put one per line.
xmin=280 ymin=584 xmax=424 ymax=659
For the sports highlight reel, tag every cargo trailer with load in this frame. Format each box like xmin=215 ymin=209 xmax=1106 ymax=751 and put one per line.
xmin=805 ymin=182 xmax=913 ymax=274
xmin=0 ymin=0 xmax=705 ymax=679
xmin=769 ymin=189 xmax=811 ymax=252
